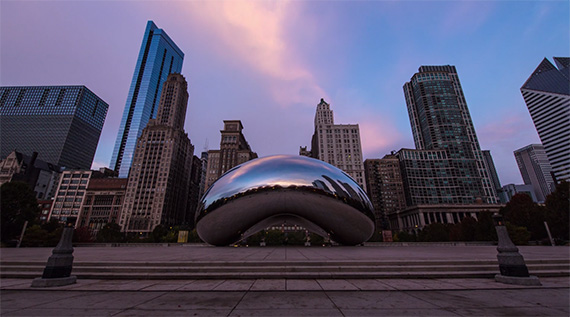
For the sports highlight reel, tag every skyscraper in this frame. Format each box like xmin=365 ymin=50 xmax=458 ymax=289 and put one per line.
xmin=0 ymin=85 xmax=108 ymax=169
xmin=301 ymin=98 xmax=366 ymax=191
xmin=364 ymin=155 xmax=406 ymax=229
xmin=514 ymin=144 xmax=555 ymax=203
xmin=110 ymin=21 xmax=184 ymax=177
xmin=120 ymin=74 xmax=194 ymax=234
xmin=382 ymin=65 xmax=503 ymax=232
xmin=204 ymin=120 xmax=257 ymax=190
xmin=521 ymin=57 xmax=570 ymax=182
xmin=403 ymin=65 xmax=497 ymax=203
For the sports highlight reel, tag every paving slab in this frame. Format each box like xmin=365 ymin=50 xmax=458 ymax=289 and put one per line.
xmin=346 ymin=279 xmax=396 ymax=291
xmin=317 ymin=279 xmax=359 ymax=290
xmin=139 ymin=280 xmax=195 ymax=291
xmin=3 ymin=308 xmax=125 ymax=316
xmin=133 ymin=291 xmax=244 ymax=310
xmin=213 ymin=279 xmax=255 ymax=291
xmin=250 ymin=279 xmax=286 ymax=291
xmin=229 ymin=308 xmax=344 ymax=316
xmin=286 ymin=279 xmax=322 ymax=291
xmin=177 ymin=279 xmax=224 ymax=291
xmin=341 ymin=308 xmax=460 ymax=316
xmin=235 ymin=291 xmax=337 ymax=310
xmin=327 ymin=290 xmax=440 ymax=310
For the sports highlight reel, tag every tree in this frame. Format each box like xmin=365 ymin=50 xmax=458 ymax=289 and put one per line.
xmin=545 ymin=181 xmax=569 ymax=242
xmin=419 ymin=223 xmax=450 ymax=242
xmin=148 ymin=224 xmax=169 ymax=242
xmin=96 ymin=223 xmax=124 ymax=242
xmin=1 ymin=182 xmax=40 ymax=243
xmin=74 ymin=227 xmax=93 ymax=243
xmin=506 ymin=223 xmax=531 ymax=245
xmin=474 ymin=210 xmax=497 ymax=241
xmin=501 ymin=193 xmax=547 ymax=240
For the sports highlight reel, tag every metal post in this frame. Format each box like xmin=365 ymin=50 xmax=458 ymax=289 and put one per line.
xmin=543 ymin=221 xmax=555 ymax=246
xmin=16 ymin=221 xmax=28 ymax=248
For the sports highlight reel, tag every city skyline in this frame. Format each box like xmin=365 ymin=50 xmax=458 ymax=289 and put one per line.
xmin=2 ymin=1 xmax=568 ymax=186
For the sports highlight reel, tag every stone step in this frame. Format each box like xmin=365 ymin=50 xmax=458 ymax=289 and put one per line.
xmin=2 ymin=263 xmax=567 ymax=274
xmin=2 ymin=269 xmax=568 ymax=280
xmin=2 ymin=258 xmax=567 ymax=267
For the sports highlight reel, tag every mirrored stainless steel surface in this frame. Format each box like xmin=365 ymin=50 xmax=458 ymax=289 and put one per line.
xmin=195 ymin=155 xmax=375 ymax=246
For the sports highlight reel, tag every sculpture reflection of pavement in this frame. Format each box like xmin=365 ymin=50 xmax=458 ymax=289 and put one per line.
xmin=195 ymin=155 xmax=375 ymax=246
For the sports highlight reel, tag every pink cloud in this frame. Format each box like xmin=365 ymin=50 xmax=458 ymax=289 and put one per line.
xmin=359 ymin=119 xmax=405 ymax=159
xmin=180 ymin=1 xmax=326 ymax=106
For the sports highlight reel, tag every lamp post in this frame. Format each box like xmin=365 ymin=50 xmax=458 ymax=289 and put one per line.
xmin=493 ymin=213 xmax=540 ymax=285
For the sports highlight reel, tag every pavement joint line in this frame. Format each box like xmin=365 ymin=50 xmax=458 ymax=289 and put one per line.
xmin=227 ymin=276 xmax=256 ymax=316
xmin=110 ymin=290 xmax=168 ymax=317
xmin=323 ymin=289 xmax=347 ymax=317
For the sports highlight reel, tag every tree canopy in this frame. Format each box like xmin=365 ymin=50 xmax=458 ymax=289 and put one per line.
xmin=1 ymin=181 xmax=40 ymax=243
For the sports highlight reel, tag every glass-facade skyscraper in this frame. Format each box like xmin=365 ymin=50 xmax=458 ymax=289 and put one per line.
xmin=0 ymin=86 xmax=108 ymax=169
xmin=521 ymin=57 xmax=569 ymax=182
xmin=110 ymin=20 xmax=184 ymax=177
xmin=403 ymin=65 xmax=498 ymax=204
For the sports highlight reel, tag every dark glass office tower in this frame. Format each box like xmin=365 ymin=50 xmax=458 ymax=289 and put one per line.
xmin=521 ymin=57 xmax=570 ymax=182
xmin=0 ymin=86 xmax=108 ymax=169
xmin=110 ymin=21 xmax=184 ymax=177
xmin=403 ymin=65 xmax=497 ymax=204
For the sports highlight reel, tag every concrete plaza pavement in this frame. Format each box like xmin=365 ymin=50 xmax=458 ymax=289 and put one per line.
xmin=1 ymin=245 xmax=569 ymax=316
xmin=2 ymin=244 xmax=569 ymax=263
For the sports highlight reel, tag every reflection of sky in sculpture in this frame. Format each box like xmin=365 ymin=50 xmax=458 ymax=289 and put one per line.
xmin=200 ymin=155 xmax=372 ymax=212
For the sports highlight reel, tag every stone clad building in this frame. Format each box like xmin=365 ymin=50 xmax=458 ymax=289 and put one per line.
xmin=204 ymin=120 xmax=257 ymax=190
xmin=119 ymin=73 xmax=195 ymax=234
xmin=301 ymin=99 xmax=366 ymax=191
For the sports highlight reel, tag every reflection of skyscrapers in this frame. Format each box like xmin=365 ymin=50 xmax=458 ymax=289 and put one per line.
xmin=204 ymin=120 xmax=257 ymax=190
xmin=0 ymin=85 xmax=108 ymax=169
xmin=403 ymin=65 xmax=497 ymax=203
xmin=198 ymin=151 xmax=209 ymax=198
xmin=514 ymin=144 xmax=555 ymax=203
xmin=521 ymin=57 xmax=570 ymax=182
xmin=120 ymin=74 xmax=194 ymax=234
xmin=301 ymin=99 xmax=366 ymax=191
xmin=111 ymin=21 xmax=184 ymax=177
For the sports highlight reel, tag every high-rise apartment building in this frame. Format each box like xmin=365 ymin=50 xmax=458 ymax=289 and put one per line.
xmin=383 ymin=65 xmax=503 ymax=232
xmin=301 ymin=99 xmax=366 ymax=190
xmin=364 ymin=155 xmax=406 ymax=229
xmin=482 ymin=150 xmax=502 ymax=195
xmin=120 ymin=74 xmax=194 ymax=234
xmin=0 ymin=85 xmax=108 ymax=169
xmin=514 ymin=144 xmax=555 ymax=203
xmin=111 ymin=21 xmax=184 ymax=177
xmin=204 ymin=120 xmax=257 ymax=190
xmin=521 ymin=57 xmax=570 ymax=182
xmin=403 ymin=65 xmax=497 ymax=203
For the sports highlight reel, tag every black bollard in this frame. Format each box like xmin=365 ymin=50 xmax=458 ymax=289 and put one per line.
xmin=31 ymin=218 xmax=77 ymax=287
xmin=493 ymin=213 xmax=540 ymax=285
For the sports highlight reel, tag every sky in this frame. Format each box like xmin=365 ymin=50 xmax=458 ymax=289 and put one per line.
xmin=1 ymin=0 xmax=568 ymax=186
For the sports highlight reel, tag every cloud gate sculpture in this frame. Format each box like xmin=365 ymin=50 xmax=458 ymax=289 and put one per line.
xmin=195 ymin=155 xmax=375 ymax=246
